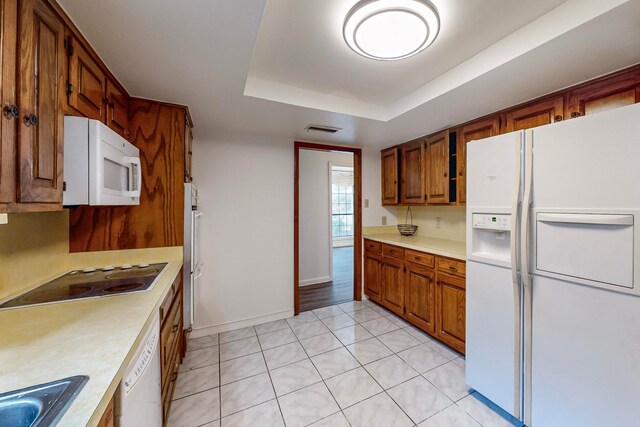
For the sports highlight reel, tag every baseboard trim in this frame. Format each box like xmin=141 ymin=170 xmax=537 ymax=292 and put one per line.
xmin=299 ymin=276 xmax=331 ymax=287
xmin=190 ymin=308 xmax=295 ymax=338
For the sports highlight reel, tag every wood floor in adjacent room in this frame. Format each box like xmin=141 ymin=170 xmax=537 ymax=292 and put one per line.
xmin=299 ymin=246 xmax=353 ymax=312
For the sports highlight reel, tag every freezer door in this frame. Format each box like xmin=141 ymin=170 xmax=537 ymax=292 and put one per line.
xmin=466 ymin=261 xmax=520 ymax=417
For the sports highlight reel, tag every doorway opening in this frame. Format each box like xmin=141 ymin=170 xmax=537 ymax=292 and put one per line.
xmin=294 ymin=142 xmax=362 ymax=314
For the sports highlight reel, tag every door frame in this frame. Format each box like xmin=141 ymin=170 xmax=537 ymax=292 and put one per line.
xmin=294 ymin=141 xmax=363 ymax=315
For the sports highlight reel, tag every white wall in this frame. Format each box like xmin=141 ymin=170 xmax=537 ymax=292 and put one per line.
xmin=299 ymin=150 xmax=353 ymax=286
xmin=192 ymin=135 xmax=396 ymax=334
xmin=192 ymin=133 xmax=295 ymax=334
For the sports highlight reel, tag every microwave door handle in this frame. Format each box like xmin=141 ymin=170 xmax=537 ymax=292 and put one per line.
xmin=122 ymin=157 xmax=142 ymax=198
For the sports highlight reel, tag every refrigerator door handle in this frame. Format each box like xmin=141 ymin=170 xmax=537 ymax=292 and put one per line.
xmin=521 ymin=130 xmax=535 ymax=426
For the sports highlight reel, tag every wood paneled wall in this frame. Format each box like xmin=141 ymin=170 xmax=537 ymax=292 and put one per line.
xmin=69 ymin=99 xmax=186 ymax=252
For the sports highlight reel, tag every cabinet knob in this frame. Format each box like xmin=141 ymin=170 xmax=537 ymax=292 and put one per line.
xmin=444 ymin=172 xmax=448 ymax=178
xmin=23 ymin=114 xmax=38 ymax=127
xmin=553 ymin=115 xmax=563 ymax=122
xmin=3 ymin=104 xmax=19 ymax=119
xmin=570 ymin=112 xmax=581 ymax=119
xmin=459 ymin=171 xmax=463 ymax=177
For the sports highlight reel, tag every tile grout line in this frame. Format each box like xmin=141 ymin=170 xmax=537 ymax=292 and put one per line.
xmin=181 ymin=302 xmax=468 ymax=426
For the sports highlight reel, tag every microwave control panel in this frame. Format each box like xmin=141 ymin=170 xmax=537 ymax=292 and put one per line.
xmin=473 ymin=214 xmax=511 ymax=231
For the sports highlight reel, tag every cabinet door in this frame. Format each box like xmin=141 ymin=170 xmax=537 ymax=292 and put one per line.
xmin=67 ymin=35 xmax=105 ymax=121
xmin=426 ymin=130 xmax=449 ymax=204
xmin=17 ymin=0 xmax=65 ymax=203
xmin=457 ymin=116 xmax=500 ymax=205
xmin=96 ymin=395 xmax=115 ymax=427
xmin=105 ymin=78 xmax=129 ymax=138
xmin=381 ymin=257 xmax=404 ymax=316
xmin=184 ymin=123 xmax=193 ymax=182
xmin=364 ymin=251 xmax=382 ymax=302
xmin=436 ymin=272 xmax=466 ymax=354
xmin=503 ymin=96 xmax=564 ymax=133
xmin=381 ymin=147 xmax=399 ymax=205
xmin=405 ymin=263 xmax=436 ymax=334
xmin=400 ymin=139 xmax=425 ymax=204
xmin=565 ymin=68 xmax=640 ymax=119
xmin=0 ymin=0 xmax=17 ymax=205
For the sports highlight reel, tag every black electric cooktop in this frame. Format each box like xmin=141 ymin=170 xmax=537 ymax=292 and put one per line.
xmin=0 ymin=263 xmax=167 ymax=309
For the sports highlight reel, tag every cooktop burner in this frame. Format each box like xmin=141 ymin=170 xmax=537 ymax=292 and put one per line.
xmin=0 ymin=263 xmax=167 ymax=309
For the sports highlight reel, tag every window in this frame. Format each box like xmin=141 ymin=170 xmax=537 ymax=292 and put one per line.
xmin=332 ymin=167 xmax=354 ymax=238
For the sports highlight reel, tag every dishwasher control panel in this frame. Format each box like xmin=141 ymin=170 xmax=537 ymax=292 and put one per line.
xmin=124 ymin=319 xmax=159 ymax=395
xmin=473 ymin=214 xmax=511 ymax=231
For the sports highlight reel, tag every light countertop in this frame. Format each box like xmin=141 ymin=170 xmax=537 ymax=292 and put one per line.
xmin=0 ymin=246 xmax=183 ymax=427
xmin=364 ymin=232 xmax=466 ymax=261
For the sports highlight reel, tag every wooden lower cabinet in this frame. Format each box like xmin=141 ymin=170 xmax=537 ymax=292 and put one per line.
xmin=97 ymin=395 xmax=115 ymax=427
xmin=363 ymin=239 xmax=466 ymax=354
xmin=160 ymin=271 xmax=184 ymax=425
xmin=404 ymin=263 xmax=436 ymax=335
xmin=381 ymin=256 xmax=405 ymax=316
xmin=364 ymin=251 xmax=382 ymax=302
xmin=435 ymin=272 xmax=466 ymax=354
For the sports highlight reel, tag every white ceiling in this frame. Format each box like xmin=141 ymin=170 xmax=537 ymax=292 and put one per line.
xmin=57 ymin=0 xmax=640 ymax=148
xmin=245 ymin=0 xmax=567 ymax=120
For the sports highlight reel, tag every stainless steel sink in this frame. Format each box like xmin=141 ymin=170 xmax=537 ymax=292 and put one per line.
xmin=0 ymin=376 xmax=88 ymax=426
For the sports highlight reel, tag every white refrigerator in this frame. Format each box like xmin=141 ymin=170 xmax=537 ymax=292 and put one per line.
xmin=466 ymin=103 xmax=640 ymax=427
xmin=184 ymin=183 xmax=203 ymax=331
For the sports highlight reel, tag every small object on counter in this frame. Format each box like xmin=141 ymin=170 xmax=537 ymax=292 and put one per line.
xmin=138 ymin=263 xmax=150 ymax=268
xmin=397 ymin=206 xmax=418 ymax=236
xmin=121 ymin=264 xmax=133 ymax=270
xmin=102 ymin=265 xmax=114 ymax=271
xmin=82 ymin=267 xmax=96 ymax=273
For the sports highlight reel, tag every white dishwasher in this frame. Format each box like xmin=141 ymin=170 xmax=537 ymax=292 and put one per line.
xmin=117 ymin=312 xmax=163 ymax=426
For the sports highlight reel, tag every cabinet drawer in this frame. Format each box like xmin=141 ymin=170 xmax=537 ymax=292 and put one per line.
xmin=405 ymin=249 xmax=434 ymax=268
xmin=161 ymin=296 xmax=182 ymax=374
xmin=382 ymin=244 xmax=404 ymax=260
xmin=160 ymin=273 xmax=181 ymax=324
xmin=364 ymin=239 xmax=382 ymax=254
xmin=437 ymin=258 xmax=466 ymax=278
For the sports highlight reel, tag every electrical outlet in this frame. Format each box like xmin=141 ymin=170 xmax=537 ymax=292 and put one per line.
xmin=381 ymin=215 xmax=387 ymax=225
xmin=0 ymin=213 xmax=7 ymax=225
xmin=364 ymin=199 xmax=370 ymax=208
xmin=436 ymin=217 xmax=442 ymax=229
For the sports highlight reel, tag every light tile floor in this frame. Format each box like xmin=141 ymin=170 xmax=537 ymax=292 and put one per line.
xmin=169 ymin=300 xmax=521 ymax=427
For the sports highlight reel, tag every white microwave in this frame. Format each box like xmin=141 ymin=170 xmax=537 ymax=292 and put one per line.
xmin=63 ymin=116 xmax=141 ymax=206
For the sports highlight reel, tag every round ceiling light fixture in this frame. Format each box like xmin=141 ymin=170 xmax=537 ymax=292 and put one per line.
xmin=343 ymin=0 xmax=440 ymax=61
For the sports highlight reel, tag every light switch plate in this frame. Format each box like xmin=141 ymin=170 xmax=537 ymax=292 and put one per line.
xmin=381 ymin=215 xmax=387 ymax=225
xmin=364 ymin=199 xmax=369 ymax=208
xmin=0 ymin=213 xmax=7 ymax=225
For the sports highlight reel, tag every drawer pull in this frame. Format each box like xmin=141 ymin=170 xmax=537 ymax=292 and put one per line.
xmin=172 ymin=324 xmax=179 ymax=332
xmin=170 ymin=372 xmax=178 ymax=382
xmin=414 ymin=257 xmax=421 ymax=261
xmin=449 ymin=266 xmax=458 ymax=271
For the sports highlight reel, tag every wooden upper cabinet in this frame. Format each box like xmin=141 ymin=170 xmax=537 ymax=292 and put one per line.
xmin=565 ymin=67 xmax=640 ymax=119
xmin=400 ymin=139 xmax=425 ymax=205
xmin=381 ymin=147 xmax=399 ymax=205
xmin=381 ymin=257 xmax=404 ymax=316
xmin=503 ymin=96 xmax=564 ymax=133
xmin=364 ymin=249 xmax=382 ymax=302
xmin=435 ymin=272 xmax=466 ymax=354
xmin=67 ymin=35 xmax=106 ymax=121
xmin=426 ymin=130 xmax=449 ymax=204
xmin=405 ymin=263 xmax=436 ymax=334
xmin=105 ymin=78 xmax=129 ymax=138
xmin=0 ymin=0 xmax=17 ymax=205
xmin=16 ymin=0 xmax=65 ymax=204
xmin=184 ymin=122 xmax=193 ymax=182
xmin=457 ymin=116 xmax=501 ymax=205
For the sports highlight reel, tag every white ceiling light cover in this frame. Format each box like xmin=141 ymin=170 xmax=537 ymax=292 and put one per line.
xmin=343 ymin=0 xmax=440 ymax=61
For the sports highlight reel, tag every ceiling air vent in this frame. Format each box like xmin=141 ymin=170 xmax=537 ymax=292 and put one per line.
xmin=305 ymin=124 xmax=342 ymax=134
